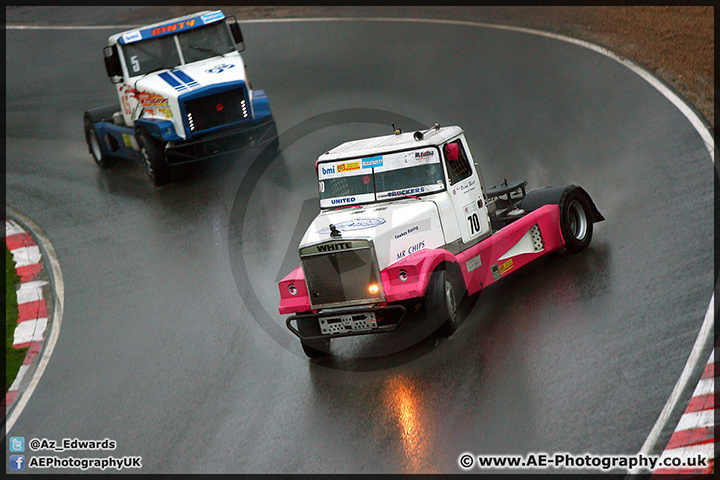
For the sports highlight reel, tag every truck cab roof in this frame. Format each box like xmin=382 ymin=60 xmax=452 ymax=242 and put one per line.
xmin=318 ymin=125 xmax=463 ymax=162
xmin=109 ymin=10 xmax=225 ymax=45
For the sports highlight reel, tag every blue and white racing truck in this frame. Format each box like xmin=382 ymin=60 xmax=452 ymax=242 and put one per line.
xmin=84 ymin=10 xmax=277 ymax=185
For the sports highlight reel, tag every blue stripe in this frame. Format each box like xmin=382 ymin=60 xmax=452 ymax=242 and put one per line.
xmin=159 ymin=72 xmax=181 ymax=88
xmin=173 ymin=71 xmax=196 ymax=85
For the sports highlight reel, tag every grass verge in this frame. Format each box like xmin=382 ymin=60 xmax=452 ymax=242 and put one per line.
xmin=6 ymin=246 xmax=27 ymax=391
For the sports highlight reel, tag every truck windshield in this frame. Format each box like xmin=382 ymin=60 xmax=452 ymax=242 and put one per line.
xmin=123 ymin=22 xmax=235 ymax=76
xmin=318 ymin=147 xmax=445 ymax=209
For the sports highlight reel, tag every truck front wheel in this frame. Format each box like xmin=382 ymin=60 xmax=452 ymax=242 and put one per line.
xmin=84 ymin=116 xmax=117 ymax=169
xmin=427 ymin=268 xmax=460 ymax=337
xmin=297 ymin=317 xmax=331 ymax=358
xmin=560 ymin=188 xmax=594 ymax=254
xmin=137 ymin=130 xmax=171 ymax=186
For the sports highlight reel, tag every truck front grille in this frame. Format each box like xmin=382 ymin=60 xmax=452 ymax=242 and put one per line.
xmin=183 ymin=86 xmax=249 ymax=135
xmin=300 ymin=239 xmax=384 ymax=309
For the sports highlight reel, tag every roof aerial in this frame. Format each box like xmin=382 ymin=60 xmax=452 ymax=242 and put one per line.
xmin=319 ymin=124 xmax=463 ymax=161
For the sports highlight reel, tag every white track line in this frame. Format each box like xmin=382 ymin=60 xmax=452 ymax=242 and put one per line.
xmin=7 ymin=16 xmax=714 ymax=161
xmin=5 ymin=18 xmax=715 ymax=455
xmin=6 ymin=25 xmax=141 ymax=30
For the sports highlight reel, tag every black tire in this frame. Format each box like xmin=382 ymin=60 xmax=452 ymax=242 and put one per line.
xmin=560 ymin=188 xmax=594 ymax=254
xmin=137 ymin=130 xmax=171 ymax=186
xmin=84 ymin=115 xmax=118 ymax=169
xmin=297 ymin=316 xmax=331 ymax=358
xmin=427 ymin=268 xmax=461 ymax=337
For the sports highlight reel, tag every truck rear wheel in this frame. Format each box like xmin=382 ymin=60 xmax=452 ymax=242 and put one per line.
xmin=137 ymin=130 xmax=171 ymax=186
xmin=560 ymin=188 xmax=594 ymax=254
xmin=427 ymin=268 xmax=460 ymax=337
xmin=84 ymin=115 xmax=118 ymax=169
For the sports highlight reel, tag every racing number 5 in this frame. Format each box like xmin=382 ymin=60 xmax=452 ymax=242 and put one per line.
xmin=130 ymin=55 xmax=140 ymax=73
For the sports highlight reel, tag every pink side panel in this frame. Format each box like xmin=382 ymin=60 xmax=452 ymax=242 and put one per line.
xmin=383 ymin=249 xmax=457 ymax=302
xmin=276 ymin=205 xmax=564 ymax=314
xmin=278 ymin=266 xmax=311 ymax=314
xmin=456 ymin=204 xmax=564 ymax=295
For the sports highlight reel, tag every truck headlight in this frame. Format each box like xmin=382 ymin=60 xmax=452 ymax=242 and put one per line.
xmin=368 ymin=284 xmax=380 ymax=295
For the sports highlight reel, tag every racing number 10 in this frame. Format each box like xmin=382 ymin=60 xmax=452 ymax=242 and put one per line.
xmin=467 ymin=213 xmax=481 ymax=235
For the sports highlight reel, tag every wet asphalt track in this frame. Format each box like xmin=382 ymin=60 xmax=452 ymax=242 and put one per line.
xmin=5 ymin=11 xmax=714 ymax=474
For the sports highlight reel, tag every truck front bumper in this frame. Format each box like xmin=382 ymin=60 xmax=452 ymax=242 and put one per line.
xmin=286 ymin=304 xmax=407 ymax=341
xmin=165 ymin=115 xmax=278 ymax=165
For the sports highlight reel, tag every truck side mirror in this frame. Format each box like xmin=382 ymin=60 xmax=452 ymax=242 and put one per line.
xmin=228 ymin=19 xmax=245 ymax=52
xmin=103 ymin=45 xmax=122 ymax=80
xmin=444 ymin=143 xmax=459 ymax=162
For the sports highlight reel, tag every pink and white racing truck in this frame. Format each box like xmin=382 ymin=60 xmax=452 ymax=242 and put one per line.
xmin=278 ymin=123 xmax=604 ymax=358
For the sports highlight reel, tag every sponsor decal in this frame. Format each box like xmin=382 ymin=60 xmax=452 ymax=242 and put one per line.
xmin=337 ymin=161 xmax=360 ymax=173
xmin=387 ymin=187 xmax=426 ymax=197
xmin=121 ymin=86 xmax=172 ymax=119
xmin=415 ymin=150 xmax=434 ymax=159
xmin=408 ymin=241 xmax=426 ymax=254
xmin=466 ymin=254 xmax=482 ymax=273
xmin=200 ymin=11 xmax=225 ymax=23
xmin=330 ymin=197 xmax=356 ymax=205
xmin=159 ymin=71 xmax=200 ymax=92
xmin=362 ymin=156 xmax=383 ymax=168
xmin=463 ymin=202 xmax=477 ymax=216
xmin=151 ymin=19 xmax=196 ymax=37
xmin=319 ymin=165 xmax=336 ymax=177
xmin=121 ymin=31 xmax=142 ymax=44
xmin=491 ymin=263 xmax=502 ymax=281
xmin=136 ymin=91 xmax=169 ymax=108
xmin=205 ymin=63 xmax=235 ymax=74
xmin=316 ymin=218 xmax=386 ymax=233
xmin=456 ymin=179 xmax=477 ymax=194
xmin=396 ymin=241 xmax=426 ymax=261
xmin=394 ymin=225 xmax=419 ymax=240
xmin=499 ymin=258 xmax=514 ymax=275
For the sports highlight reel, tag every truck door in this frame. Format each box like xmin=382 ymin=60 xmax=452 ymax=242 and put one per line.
xmin=443 ymin=136 xmax=491 ymax=243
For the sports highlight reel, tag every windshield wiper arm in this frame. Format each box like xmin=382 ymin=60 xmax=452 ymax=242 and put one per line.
xmin=188 ymin=45 xmax=220 ymax=56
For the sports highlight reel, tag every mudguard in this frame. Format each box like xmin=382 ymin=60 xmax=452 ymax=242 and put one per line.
xmin=134 ymin=118 xmax=182 ymax=142
xmin=250 ymin=89 xmax=272 ymax=120
xmin=519 ymin=185 xmax=605 ymax=223
xmin=85 ymin=104 xmax=118 ymax=123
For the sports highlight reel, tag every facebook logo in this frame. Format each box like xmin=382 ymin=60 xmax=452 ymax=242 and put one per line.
xmin=9 ymin=436 xmax=25 ymax=452
xmin=10 ymin=455 xmax=25 ymax=470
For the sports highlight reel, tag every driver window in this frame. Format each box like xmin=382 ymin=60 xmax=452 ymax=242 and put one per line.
xmin=444 ymin=140 xmax=472 ymax=185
